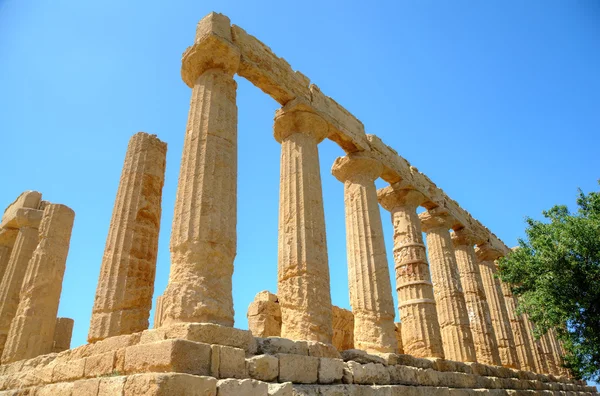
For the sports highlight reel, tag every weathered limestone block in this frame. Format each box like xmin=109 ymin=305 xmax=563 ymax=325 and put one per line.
xmin=217 ymin=378 xmax=268 ymax=396
xmin=499 ymin=281 xmax=535 ymax=371
xmin=247 ymin=291 xmax=282 ymax=337
xmin=420 ymin=209 xmax=476 ymax=363
xmin=307 ymin=340 xmax=341 ymax=358
xmin=268 ymin=382 xmax=293 ymax=396
xmin=274 ymin=104 xmax=333 ymax=344
xmin=153 ymin=295 xmax=164 ymax=329
xmin=0 ymin=229 xmax=18 ymax=284
xmin=0 ymin=191 xmax=42 ymax=229
xmin=346 ymin=361 xmax=390 ymax=385
xmin=451 ymin=228 xmax=501 ymax=366
xmin=246 ymin=354 xmax=279 ymax=382
xmin=88 ymin=132 xmax=167 ymax=342
xmin=123 ymin=339 xmax=211 ymax=376
xmin=475 ymin=243 xmax=519 ymax=369
xmin=278 ymin=353 xmax=319 ymax=384
xmin=124 ymin=373 xmax=217 ymax=396
xmin=52 ymin=317 xmax=74 ymax=353
xmin=2 ymin=204 xmax=74 ymax=363
xmin=257 ymin=337 xmax=308 ymax=355
xmin=210 ymin=344 xmax=246 ymax=379
xmin=377 ymin=184 xmax=444 ymax=358
xmin=318 ymin=358 xmax=344 ymax=384
xmin=332 ymin=306 xmax=354 ymax=351
xmin=394 ymin=323 xmax=404 ymax=354
xmin=162 ymin=13 xmax=240 ymax=327
xmin=0 ymin=226 xmax=39 ymax=355
xmin=340 ymin=349 xmax=386 ymax=365
xmin=332 ymin=153 xmax=396 ymax=353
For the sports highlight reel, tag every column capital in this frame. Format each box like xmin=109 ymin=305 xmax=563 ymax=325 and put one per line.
xmin=475 ymin=242 xmax=505 ymax=262
xmin=181 ymin=13 xmax=241 ymax=87
xmin=377 ymin=184 xmax=426 ymax=212
xmin=331 ymin=152 xmax=383 ymax=183
xmin=273 ymin=105 xmax=329 ymax=143
xmin=451 ymin=227 xmax=479 ymax=248
xmin=419 ymin=208 xmax=455 ymax=233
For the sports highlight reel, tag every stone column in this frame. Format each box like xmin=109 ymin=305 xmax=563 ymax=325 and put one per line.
xmin=547 ymin=329 xmax=566 ymax=377
xmin=522 ymin=314 xmax=547 ymax=374
xmin=332 ymin=153 xmax=396 ymax=353
xmin=153 ymin=295 xmax=164 ymax=329
xmin=475 ymin=243 xmax=519 ymax=368
xmin=0 ymin=229 xmax=18 ymax=284
xmin=451 ymin=228 xmax=501 ymax=366
xmin=0 ymin=226 xmax=40 ymax=356
xmin=420 ymin=210 xmax=476 ymax=363
xmin=378 ymin=185 xmax=444 ymax=358
xmin=395 ymin=323 xmax=404 ymax=354
xmin=88 ymin=132 xmax=167 ymax=342
xmin=499 ymin=281 xmax=536 ymax=371
xmin=52 ymin=317 xmax=74 ymax=353
xmin=161 ymin=13 xmax=240 ymax=327
xmin=2 ymin=204 xmax=75 ymax=363
xmin=540 ymin=332 xmax=559 ymax=376
xmin=274 ymin=105 xmax=333 ymax=344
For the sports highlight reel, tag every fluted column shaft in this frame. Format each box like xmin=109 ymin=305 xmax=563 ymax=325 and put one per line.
xmin=53 ymin=317 xmax=74 ymax=353
xmin=476 ymin=243 xmax=520 ymax=368
xmin=0 ymin=229 xmax=18 ymax=285
xmin=420 ymin=211 xmax=476 ymax=363
xmin=548 ymin=329 xmax=566 ymax=376
xmin=540 ymin=332 xmax=559 ymax=376
xmin=452 ymin=229 xmax=501 ymax=366
xmin=499 ymin=281 xmax=536 ymax=371
xmin=378 ymin=185 xmax=444 ymax=358
xmin=161 ymin=15 xmax=241 ymax=327
xmin=88 ymin=132 xmax=167 ymax=342
xmin=2 ymin=204 xmax=74 ymax=363
xmin=523 ymin=314 xmax=547 ymax=374
xmin=332 ymin=153 xmax=396 ymax=353
xmin=0 ymin=226 xmax=39 ymax=355
xmin=275 ymin=107 xmax=333 ymax=343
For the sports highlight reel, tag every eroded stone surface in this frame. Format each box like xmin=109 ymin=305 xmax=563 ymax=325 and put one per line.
xmin=52 ymin=317 xmax=74 ymax=353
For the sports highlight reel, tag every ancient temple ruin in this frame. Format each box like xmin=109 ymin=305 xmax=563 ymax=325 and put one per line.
xmin=0 ymin=11 xmax=596 ymax=395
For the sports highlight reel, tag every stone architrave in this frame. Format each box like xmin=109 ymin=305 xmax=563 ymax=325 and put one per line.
xmin=88 ymin=132 xmax=167 ymax=343
xmin=499 ymin=281 xmax=536 ymax=371
xmin=420 ymin=210 xmax=476 ymax=363
xmin=522 ymin=314 xmax=547 ymax=374
xmin=52 ymin=317 xmax=74 ymax=353
xmin=247 ymin=291 xmax=281 ymax=338
xmin=378 ymin=184 xmax=444 ymax=359
xmin=451 ymin=228 xmax=501 ymax=366
xmin=161 ymin=13 xmax=241 ymax=327
xmin=0 ymin=211 xmax=42 ymax=355
xmin=0 ymin=229 xmax=18 ymax=285
xmin=332 ymin=153 xmax=396 ymax=353
xmin=2 ymin=204 xmax=75 ymax=363
xmin=475 ymin=243 xmax=519 ymax=369
xmin=274 ymin=104 xmax=333 ymax=344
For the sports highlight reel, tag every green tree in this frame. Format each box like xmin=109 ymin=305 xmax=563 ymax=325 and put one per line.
xmin=498 ymin=184 xmax=600 ymax=381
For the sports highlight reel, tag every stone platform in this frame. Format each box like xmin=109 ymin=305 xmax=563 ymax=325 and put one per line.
xmin=0 ymin=324 xmax=595 ymax=395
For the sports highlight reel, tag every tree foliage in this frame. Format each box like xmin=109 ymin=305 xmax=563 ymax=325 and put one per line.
xmin=498 ymin=184 xmax=600 ymax=381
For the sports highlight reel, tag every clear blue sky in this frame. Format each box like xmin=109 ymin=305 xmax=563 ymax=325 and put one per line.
xmin=1 ymin=0 xmax=599 ymax=368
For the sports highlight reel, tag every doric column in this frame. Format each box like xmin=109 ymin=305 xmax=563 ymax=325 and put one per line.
xmin=153 ymin=295 xmax=164 ymax=329
xmin=475 ymin=243 xmax=519 ymax=368
xmin=52 ymin=318 xmax=74 ymax=353
xmin=2 ymin=204 xmax=74 ymax=363
xmin=274 ymin=104 xmax=333 ymax=344
xmin=547 ymin=329 xmax=566 ymax=377
xmin=88 ymin=132 xmax=167 ymax=342
xmin=331 ymin=153 xmax=396 ymax=353
xmin=0 ymin=212 xmax=42 ymax=355
xmin=451 ymin=228 xmax=501 ymax=366
xmin=0 ymin=229 xmax=18 ymax=284
xmin=499 ymin=281 xmax=536 ymax=371
xmin=522 ymin=314 xmax=547 ymax=374
xmin=161 ymin=13 xmax=240 ymax=327
xmin=540 ymin=332 xmax=559 ymax=376
xmin=419 ymin=210 xmax=476 ymax=363
xmin=378 ymin=184 xmax=444 ymax=358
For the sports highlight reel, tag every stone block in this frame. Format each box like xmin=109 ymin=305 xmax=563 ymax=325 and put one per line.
xmin=341 ymin=349 xmax=386 ymax=365
xmin=216 ymin=378 xmax=267 ymax=396
xmin=246 ymin=355 xmax=279 ymax=382
xmin=163 ymin=323 xmax=257 ymax=354
xmin=124 ymin=373 xmax=217 ymax=396
xmin=318 ymin=358 xmax=343 ymax=384
xmin=35 ymin=382 xmax=74 ymax=396
xmin=84 ymin=351 xmax=117 ymax=377
xmin=91 ymin=333 xmax=142 ymax=356
xmin=210 ymin=345 xmax=246 ymax=379
xmin=257 ymin=337 xmax=308 ymax=355
xmin=73 ymin=378 xmax=100 ymax=396
xmin=307 ymin=341 xmax=341 ymax=359
xmin=278 ymin=353 xmax=319 ymax=384
xmin=52 ymin=358 xmax=86 ymax=382
xmin=346 ymin=361 xmax=390 ymax=385
xmin=98 ymin=376 xmax=127 ymax=395
xmin=140 ymin=329 xmax=167 ymax=344
xmin=123 ymin=339 xmax=211 ymax=376
xmin=387 ymin=364 xmax=419 ymax=385
xmin=268 ymin=382 xmax=292 ymax=396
